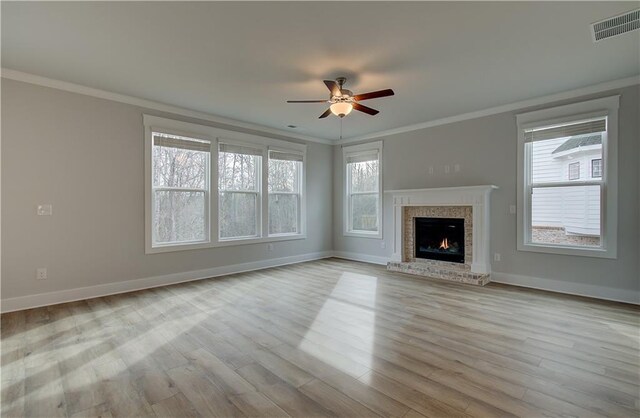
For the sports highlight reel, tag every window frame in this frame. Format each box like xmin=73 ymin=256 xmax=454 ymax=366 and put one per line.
xmin=591 ymin=158 xmax=602 ymax=178
xmin=144 ymin=115 xmax=306 ymax=254
xmin=343 ymin=141 xmax=383 ymax=239
xmin=217 ymin=139 xmax=263 ymax=241
xmin=516 ymin=96 xmax=618 ymax=259
xmin=267 ymin=148 xmax=305 ymax=237
xmin=151 ymin=133 xmax=211 ymax=248
xmin=568 ymin=161 xmax=580 ymax=180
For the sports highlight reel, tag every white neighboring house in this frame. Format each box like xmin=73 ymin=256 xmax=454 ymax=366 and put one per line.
xmin=531 ymin=134 xmax=602 ymax=238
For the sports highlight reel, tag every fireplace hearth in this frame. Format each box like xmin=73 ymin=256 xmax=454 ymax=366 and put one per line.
xmin=415 ymin=217 xmax=465 ymax=263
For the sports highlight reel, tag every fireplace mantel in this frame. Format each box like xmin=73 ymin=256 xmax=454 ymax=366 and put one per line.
xmin=386 ymin=185 xmax=497 ymax=275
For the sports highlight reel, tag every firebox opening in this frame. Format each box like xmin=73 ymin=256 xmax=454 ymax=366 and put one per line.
xmin=414 ymin=217 xmax=465 ymax=263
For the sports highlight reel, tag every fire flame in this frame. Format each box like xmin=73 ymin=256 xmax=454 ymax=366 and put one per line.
xmin=439 ymin=238 xmax=450 ymax=250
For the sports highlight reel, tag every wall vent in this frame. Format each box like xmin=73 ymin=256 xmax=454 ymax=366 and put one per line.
xmin=591 ymin=9 xmax=639 ymax=42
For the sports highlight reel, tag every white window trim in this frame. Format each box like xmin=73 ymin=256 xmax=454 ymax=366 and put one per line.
xmin=516 ymin=96 xmax=618 ymax=259
xmin=267 ymin=147 xmax=305 ymax=237
xmin=343 ymin=141 xmax=383 ymax=239
xmin=144 ymin=114 xmax=306 ymax=254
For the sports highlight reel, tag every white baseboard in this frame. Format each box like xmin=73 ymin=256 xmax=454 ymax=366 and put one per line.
xmin=0 ymin=251 xmax=333 ymax=313
xmin=331 ymin=251 xmax=389 ymax=266
xmin=3 ymin=251 xmax=636 ymax=312
xmin=491 ymin=272 xmax=639 ymax=305
xmin=332 ymin=250 xmax=638 ymax=305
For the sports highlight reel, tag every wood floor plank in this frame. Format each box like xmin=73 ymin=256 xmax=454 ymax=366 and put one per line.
xmin=150 ymin=392 xmax=200 ymax=418
xmin=318 ymin=371 xmax=410 ymax=418
xmin=256 ymin=382 xmax=337 ymax=418
xmin=299 ymin=378 xmax=382 ymax=417
xmin=228 ymin=391 xmax=291 ymax=418
xmin=166 ymin=365 xmax=244 ymax=417
xmin=1 ymin=258 xmax=638 ymax=417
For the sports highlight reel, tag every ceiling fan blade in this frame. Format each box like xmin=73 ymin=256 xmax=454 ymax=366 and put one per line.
xmin=323 ymin=80 xmax=342 ymax=97
xmin=354 ymin=89 xmax=395 ymax=101
xmin=319 ymin=108 xmax=332 ymax=119
xmin=352 ymin=102 xmax=379 ymax=116
xmin=286 ymin=100 xmax=327 ymax=103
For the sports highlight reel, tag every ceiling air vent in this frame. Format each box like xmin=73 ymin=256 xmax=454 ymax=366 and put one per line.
xmin=591 ymin=9 xmax=640 ymax=42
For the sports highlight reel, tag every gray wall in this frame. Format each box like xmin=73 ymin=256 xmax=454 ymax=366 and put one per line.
xmin=1 ymin=79 xmax=333 ymax=299
xmin=2 ymin=78 xmax=638 ymax=303
xmin=334 ymin=85 xmax=639 ymax=296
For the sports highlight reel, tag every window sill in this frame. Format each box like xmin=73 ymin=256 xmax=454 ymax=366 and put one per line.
xmin=517 ymin=242 xmax=616 ymax=259
xmin=343 ymin=231 xmax=383 ymax=240
xmin=146 ymin=234 xmax=306 ymax=254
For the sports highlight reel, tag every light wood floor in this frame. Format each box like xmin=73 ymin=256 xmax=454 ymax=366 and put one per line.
xmin=1 ymin=258 xmax=639 ymax=418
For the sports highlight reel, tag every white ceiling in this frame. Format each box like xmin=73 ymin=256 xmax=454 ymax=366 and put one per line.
xmin=2 ymin=2 xmax=639 ymax=141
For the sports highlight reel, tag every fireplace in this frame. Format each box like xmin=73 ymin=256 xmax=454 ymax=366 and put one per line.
xmin=414 ymin=217 xmax=465 ymax=263
xmin=387 ymin=186 xmax=497 ymax=285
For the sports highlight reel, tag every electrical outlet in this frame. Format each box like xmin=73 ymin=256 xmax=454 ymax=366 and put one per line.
xmin=509 ymin=205 xmax=516 ymax=214
xmin=493 ymin=253 xmax=501 ymax=262
xmin=37 ymin=204 xmax=53 ymax=216
xmin=444 ymin=165 xmax=451 ymax=174
xmin=36 ymin=268 xmax=47 ymax=280
xmin=428 ymin=166 xmax=434 ymax=175
xmin=267 ymin=243 xmax=274 ymax=252
xmin=380 ymin=241 xmax=386 ymax=249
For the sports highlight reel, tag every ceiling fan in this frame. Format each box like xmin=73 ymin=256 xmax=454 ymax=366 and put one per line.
xmin=287 ymin=77 xmax=394 ymax=119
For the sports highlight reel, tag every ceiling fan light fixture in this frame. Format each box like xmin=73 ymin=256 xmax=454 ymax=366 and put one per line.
xmin=330 ymin=102 xmax=353 ymax=118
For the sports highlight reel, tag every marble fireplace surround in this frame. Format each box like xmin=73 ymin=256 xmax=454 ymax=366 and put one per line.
xmin=386 ymin=185 xmax=497 ymax=285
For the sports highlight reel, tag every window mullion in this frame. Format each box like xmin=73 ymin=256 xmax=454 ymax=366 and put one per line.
xmin=350 ymin=190 xmax=378 ymax=195
xmin=261 ymin=152 xmax=268 ymax=238
xmin=153 ymin=186 xmax=207 ymax=193
xmin=530 ymin=180 xmax=603 ymax=189
xmin=211 ymin=140 xmax=218 ymax=243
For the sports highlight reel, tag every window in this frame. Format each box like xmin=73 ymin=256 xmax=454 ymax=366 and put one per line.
xmin=568 ymin=162 xmax=580 ymax=180
xmin=516 ymin=96 xmax=618 ymax=258
xmin=218 ymin=143 xmax=261 ymax=240
xmin=343 ymin=141 xmax=382 ymax=238
xmin=268 ymin=150 xmax=303 ymax=235
xmin=591 ymin=159 xmax=602 ymax=178
xmin=151 ymin=133 xmax=210 ymax=246
xmin=144 ymin=115 xmax=306 ymax=253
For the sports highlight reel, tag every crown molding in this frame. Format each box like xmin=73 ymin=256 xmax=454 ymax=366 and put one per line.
xmin=4 ymin=68 xmax=638 ymax=147
xmin=336 ymin=74 xmax=640 ymax=145
xmin=1 ymin=68 xmax=333 ymax=145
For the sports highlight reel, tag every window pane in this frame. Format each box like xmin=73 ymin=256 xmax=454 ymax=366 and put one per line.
xmin=568 ymin=162 xmax=580 ymax=180
xmin=531 ymin=185 xmax=600 ymax=247
xmin=351 ymin=193 xmax=378 ymax=232
xmin=219 ymin=192 xmax=257 ymax=238
xmin=218 ymin=151 xmax=259 ymax=191
xmin=268 ymin=159 xmax=300 ymax=193
xmin=591 ymin=159 xmax=602 ymax=178
xmin=153 ymin=142 xmax=208 ymax=188
xmin=530 ymin=133 xmax=602 ymax=184
xmin=349 ymin=160 xmax=379 ymax=192
xmin=269 ymin=194 xmax=298 ymax=234
xmin=154 ymin=191 xmax=206 ymax=244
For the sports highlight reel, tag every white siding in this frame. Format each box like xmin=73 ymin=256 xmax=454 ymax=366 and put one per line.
xmin=530 ymin=138 xmax=601 ymax=236
xmin=531 ymin=137 xmax=565 ymax=183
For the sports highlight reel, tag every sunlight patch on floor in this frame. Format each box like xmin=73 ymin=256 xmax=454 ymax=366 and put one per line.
xmin=298 ymin=271 xmax=378 ymax=372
